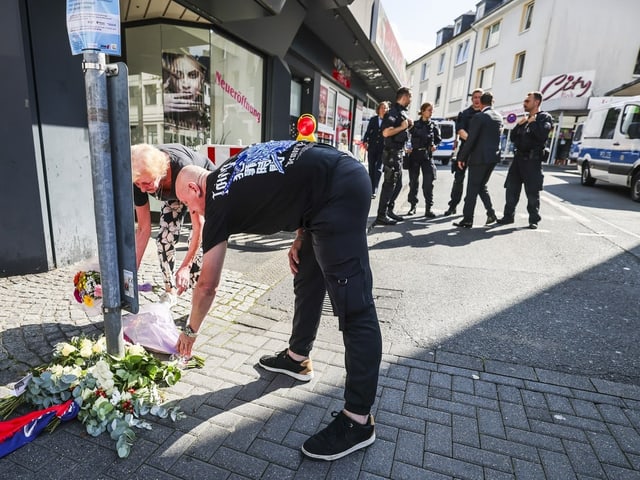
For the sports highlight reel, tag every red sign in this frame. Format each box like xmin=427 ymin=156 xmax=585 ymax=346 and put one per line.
xmin=540 ymin=71 xmax=594 ymax=101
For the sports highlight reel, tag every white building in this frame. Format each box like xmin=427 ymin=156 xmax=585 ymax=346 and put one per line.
xmin=407 ymin=0 xmax=640 ymax=160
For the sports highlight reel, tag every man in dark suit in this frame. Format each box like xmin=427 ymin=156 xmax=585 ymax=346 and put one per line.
xmin=362 ymin=101 xmax=389 ymax=198
xmin=453 ymin=92 xmax=502 ymax=228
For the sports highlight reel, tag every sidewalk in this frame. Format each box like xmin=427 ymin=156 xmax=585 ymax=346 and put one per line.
xmin=2 ymin=232 xmax=640 ymax=479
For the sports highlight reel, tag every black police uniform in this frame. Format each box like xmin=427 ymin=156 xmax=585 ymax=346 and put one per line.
xmin=502 ymin=111 xmax=553 ymax=225
xmin=407 ymin=118 xmax=441 ymax=214
xmin=376 ymin=101 xmax=410 ymax=222
xmin=446 ymin=105 xmax=480 ymax=213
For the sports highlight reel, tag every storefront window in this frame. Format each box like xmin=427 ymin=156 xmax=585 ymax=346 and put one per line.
xmin=317 ymin=79 xmax=352 ymax=150
xmin=126 ymin=24 xmax=263 ymax=148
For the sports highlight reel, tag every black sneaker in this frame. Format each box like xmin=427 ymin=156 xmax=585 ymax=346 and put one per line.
xmin=301 ymin=411 xmax=375 ymax=461
xmin=258 ymin=349 xmax=314 ymax=381
xmin=424 ymin=210 xmax=437 ymax=218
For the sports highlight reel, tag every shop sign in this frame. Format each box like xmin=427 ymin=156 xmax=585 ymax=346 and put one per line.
xmin=540 ymin=70 xmax=595 ymax=101
xmin=215 ymin=71 xmax=262 ymax=123
xmin=332 ymin=58 xmax=351 ymax=89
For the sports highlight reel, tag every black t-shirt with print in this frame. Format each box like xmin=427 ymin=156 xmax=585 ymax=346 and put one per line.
xmin=202 ymin=140 xmax=347 ymax=253
xmin=133 ymin=144 xmax=215 ymax=207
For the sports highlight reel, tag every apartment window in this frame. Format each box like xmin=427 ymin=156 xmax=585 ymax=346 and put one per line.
xmin=634 ymin=48 xmax=640 ymax=75
xmin=436 ymin=30 xmax=444 ymax=46
xmin=454 ymin=19 xmax=462 ymax=35
xmin=478 ymin=64 xmax=495 ymax=90
xmin=451 ymin=77 xmax=464 ymax=100
xmin=435 ymin=86 xmax=442 ymax=106
xmin=455 ymin=40 xmax=470 ymax=65
xmin=438 ymin=53 xmax=446 ymax=74
xmin=521 ymin=2 xmax=534 ymax=31
xmin=418 ymin=92 xmax=425 ymax=108
xmin=144 ymin=84 xmax=158 ymax=105
xmin=513 ymin=52 xmax=526 ymax=80
xmin=483 ymin=21 xmax=501 ymax=49
xmin=145 ymin=124 xmax=158 ymax=144
xmin=421 ymin=62 xmax=429 ymax=81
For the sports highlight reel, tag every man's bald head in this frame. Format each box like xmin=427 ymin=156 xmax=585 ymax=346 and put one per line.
xmin=176 ymin=164 xmax=210 ymax=215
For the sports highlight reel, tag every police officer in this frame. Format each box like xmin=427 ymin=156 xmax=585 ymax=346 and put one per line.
xmin=406 ymin=102 xmax=441 ymax=217
xmin=375 ymin=87 xmax=412 ymax=226
xmin=444 ymin=89 xmax=483 ymax=216
xmin=497 ymin=91 xmax=553 ymax=229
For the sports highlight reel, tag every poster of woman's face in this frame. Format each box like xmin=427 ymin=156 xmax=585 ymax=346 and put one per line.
xmin=162 ymin=49 xmax=211 ymax=138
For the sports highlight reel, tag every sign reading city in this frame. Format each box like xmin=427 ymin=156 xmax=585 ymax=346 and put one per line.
xmin=539 ymin=70 xmax=595 ymax=101
xmin=66 ymin=0 xmax=121 ymax=56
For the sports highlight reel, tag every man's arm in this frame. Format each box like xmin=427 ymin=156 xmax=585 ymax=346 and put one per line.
xmin=176 ymin=241 xmax=227 ymax=357
xmin=175 ymin=211 xmax=205 ymax=295
xmin=457 ymin=115 xmax=482 ymax=164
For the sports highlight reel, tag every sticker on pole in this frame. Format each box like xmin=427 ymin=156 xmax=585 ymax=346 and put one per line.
xmin=506 ymin=113 xmax=518 ymax=124
xmin=66 ymin=0 xmax=121 ymax=56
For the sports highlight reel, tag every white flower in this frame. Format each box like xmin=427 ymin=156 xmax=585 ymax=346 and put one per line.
xmin=58 ymin=342 xmax=77 ymax=357
xmin=50 ymin=364 xmax=64 ymax=377
xmin=79 ymin=338 xmax=93 ymax=358
xmin=91 ymin=359 xmax=115 ymax=394
xmin=127 ymin=344 xmax=146 ymax=356
xmin=92 ymin=337 xmax=106 ymax=354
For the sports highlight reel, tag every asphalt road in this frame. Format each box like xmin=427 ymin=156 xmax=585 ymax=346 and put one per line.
xmin=223 ymin=163 xmax=640 ymax=386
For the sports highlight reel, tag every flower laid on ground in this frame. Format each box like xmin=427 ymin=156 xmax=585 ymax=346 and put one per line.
xmin=0 ymin=335 xmax=200 ymax=458
xmin=72 ymin=270 xmax=155 ymax=309
xmin=73 ymin=270 xmax=102 ymax=307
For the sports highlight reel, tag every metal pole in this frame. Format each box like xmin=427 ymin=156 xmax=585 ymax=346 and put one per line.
xmin=82 ymin=50 xmax=123 ymax=357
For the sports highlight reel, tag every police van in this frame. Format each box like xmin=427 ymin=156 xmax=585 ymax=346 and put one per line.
xmin=568 ymin=122 xmax=583 ymax=162
xmin=432 ymin=119 xmax=456 ymax=166
xmin=578 ymin=96 xmax=640 ymax=201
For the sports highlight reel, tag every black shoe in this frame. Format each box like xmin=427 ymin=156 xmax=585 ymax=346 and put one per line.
xmin=529 ymin=223 xmax=538 ymax=230
xmin=301 ymin=411 xmax=376 ymax=461
xmin=259 ymin=349 xmax=314 ymax=381
xmin=407 ymin=205 xmax=417 ymax=215
xmin=486 ymin=213 xmax=497 ymax=225
xmin=496 ymin=216 xmax=515 ymax=225
xmin=375 ymin=215 xmax=397 ymax=226
xmin=443 ymin=208 xmax=456 ymax=216
xmin=387 ymin=211 xmax=404 ymax=222
xmin=453 ymin=220 xmax=473 ymax=228
xmin=424 ymin=210 xmax=437 ymax=218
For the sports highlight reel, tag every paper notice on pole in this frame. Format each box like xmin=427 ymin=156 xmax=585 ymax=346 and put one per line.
xmin=66 ymin=0 xmax=121 ymax=56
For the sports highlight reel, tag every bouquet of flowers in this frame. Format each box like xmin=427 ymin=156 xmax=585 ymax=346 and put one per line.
xmin=0 ymin=336 xmax=191 ymax=458
xmin=73 ymin=270 xmax=102 ymax=308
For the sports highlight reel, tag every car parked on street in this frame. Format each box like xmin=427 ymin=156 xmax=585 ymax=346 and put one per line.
xmin=433 ymin=119 xmax=456 ymax=166
xmin=578 ymin=96 xmax=640 ymax=201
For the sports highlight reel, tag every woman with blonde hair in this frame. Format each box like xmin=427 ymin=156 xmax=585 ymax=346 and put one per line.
xmin=131 ymin=143 xmax=215 ymax=303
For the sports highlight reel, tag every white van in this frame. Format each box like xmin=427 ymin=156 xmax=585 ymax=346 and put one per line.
xmin=433 ymin=119 xmax=456 ymax=166
xmin=578 ymin=96 xmax=640 ymax=201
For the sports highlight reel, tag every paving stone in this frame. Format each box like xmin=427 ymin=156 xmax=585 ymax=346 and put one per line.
xmin=608 ymin=424 xmax=640 ymax=455
xmin=391 ymin=461 xmax=451 ymax=480
xmin=377 ymin=386 xmax=405 ymax=414
xmin=478 ymin=407 xmax=507 ymax=439
xmin=592 ymin=379 xmax=640 ymax=401
xmin=210 ymin=446 xmax=269 ymax=479
xmin=500 ymin=402 xmax=530 ymax=430
xmin=587 ymin=431 xmax=631 ymax=467
xmin=513 ymin=458 xmax=546 ymax=480
xmin=452 ymin=414 xmax=481 ymax=450
xmin=395 ymin=430 xmax=424 ymax=467
xmin=248 ymin=438 xmax=302 ymax=470
xmin=452 ymin=375 xmax=475 ymax=394
xmin=484 ymin=360 xmax=537 ymax=381
xmin=362 ymin=438 xmax=395 ymax=478
xmin=454 ymin=443 xmax=512 ymax=473
xmin=426 ymin=421 xmax=453 ymax=457
xmin=535 ymin=368 xmax=596 ymax=391
xmin=506 ymin=427 xmax=564 ymax=453
xmin=423 ymin=452 xmax=484 ymax=480
xmin=408 ymin=367 xmax=431 ymax=385
xmin=539 ymin=449 xmax=578 ymax=480
xmin=402 ymin=403 xmax=451 ymax=425
xmin=497 ymin=384 xmax=523 ymax=404
xmin=435 ymin=350 xmax=484 ymax=371
xmin=529 ymin=418 xmax=587 ymax=442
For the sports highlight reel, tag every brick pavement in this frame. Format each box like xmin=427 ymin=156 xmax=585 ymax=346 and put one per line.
xmin=1 ymin=242 xmax=640 ymax=479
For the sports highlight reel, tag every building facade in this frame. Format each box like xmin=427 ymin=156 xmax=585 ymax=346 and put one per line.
xmin=407 ymin=0 xmax=640 ymax=159
xmin=1 ymin=0 xmax=406 ymax=276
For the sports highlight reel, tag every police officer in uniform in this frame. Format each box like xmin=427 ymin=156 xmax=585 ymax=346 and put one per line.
xmin=444 ymin=89 xmax=483 ymax=216
xmin=497 ymin=91 xmax=553 ymax=229
xmin=375 ymin=87 xmax=412 ymax=226
xmin=406 ymin=102 xmax=441 ymax=217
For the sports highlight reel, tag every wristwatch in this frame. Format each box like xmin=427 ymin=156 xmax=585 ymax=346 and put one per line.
xmin=183 ymin=325 xmax=199 ymax=338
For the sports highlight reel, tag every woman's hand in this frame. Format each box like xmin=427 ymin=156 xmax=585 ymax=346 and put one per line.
xmin=175 ymin=265 xmax=190 ymax=295
xmin=176 ymin=332 xmax=196 ymax=357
